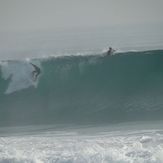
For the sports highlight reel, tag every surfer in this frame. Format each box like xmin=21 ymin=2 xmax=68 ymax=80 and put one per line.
xmin=30 ymin=63 xmax=41 ymax=81
xmin=107 ymin=47 xmax=115 ymax=55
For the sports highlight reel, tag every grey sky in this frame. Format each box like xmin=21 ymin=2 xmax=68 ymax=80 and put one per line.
xmin=0 ymin=0 xmax=163 ymax=31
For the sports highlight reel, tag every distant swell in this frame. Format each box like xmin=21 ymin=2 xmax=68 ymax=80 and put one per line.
xmin=0 ymin=50 xmax=163 ymax=126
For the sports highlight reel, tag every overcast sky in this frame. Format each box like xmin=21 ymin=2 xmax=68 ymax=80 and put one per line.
xmin=0 ymin=0 xmax=163 ymax=31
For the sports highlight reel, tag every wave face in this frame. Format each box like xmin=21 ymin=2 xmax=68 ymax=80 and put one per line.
xmin=0 ymin=50 xmax=163 ymax=126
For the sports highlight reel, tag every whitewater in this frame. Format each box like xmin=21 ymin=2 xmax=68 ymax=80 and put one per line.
xmin=0 ymin=26 xmax=163 ymax=163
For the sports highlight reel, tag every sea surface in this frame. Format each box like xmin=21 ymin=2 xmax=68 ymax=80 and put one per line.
xmin=0 ymin=25 xmax=163 ymax=162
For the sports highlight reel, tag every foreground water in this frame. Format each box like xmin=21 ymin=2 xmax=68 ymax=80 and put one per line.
xmin=0 ymin=121 xmax=163 ymax=163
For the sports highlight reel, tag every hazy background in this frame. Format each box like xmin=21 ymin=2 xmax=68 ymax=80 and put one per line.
xmin=0 ymin=0 xmax=163 ymax=59
xmin=0 ymin=0 xmax=163 ymax=30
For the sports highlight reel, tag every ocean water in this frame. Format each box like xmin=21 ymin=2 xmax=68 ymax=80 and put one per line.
xmin=0 ymin=25 xmax=163 ymax=162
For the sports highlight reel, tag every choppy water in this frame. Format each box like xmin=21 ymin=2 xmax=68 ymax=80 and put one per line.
xmin=0 ymin=122 xmax=163 ymax=163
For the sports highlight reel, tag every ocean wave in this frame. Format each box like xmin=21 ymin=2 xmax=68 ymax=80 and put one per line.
xmin=0 ymin=50 xmax=163 ymax=126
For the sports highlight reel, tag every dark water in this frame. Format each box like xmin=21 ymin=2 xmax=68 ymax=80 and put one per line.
xmin=0 ymin=50 xmax=163 ymax=127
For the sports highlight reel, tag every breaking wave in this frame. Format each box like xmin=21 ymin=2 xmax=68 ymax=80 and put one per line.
xmin=0 ymin=50 xmax=163 ymax=126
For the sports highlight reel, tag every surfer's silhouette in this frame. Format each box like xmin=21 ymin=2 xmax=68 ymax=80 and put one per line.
xmin=30 ymin=63 xmax=41 ymax=81
xmin=107 ymin=47 xmax=115 ymax=55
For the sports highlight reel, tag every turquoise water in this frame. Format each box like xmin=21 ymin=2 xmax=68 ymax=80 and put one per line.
xmin=0 ymin=50 xmax=163 ymax=127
